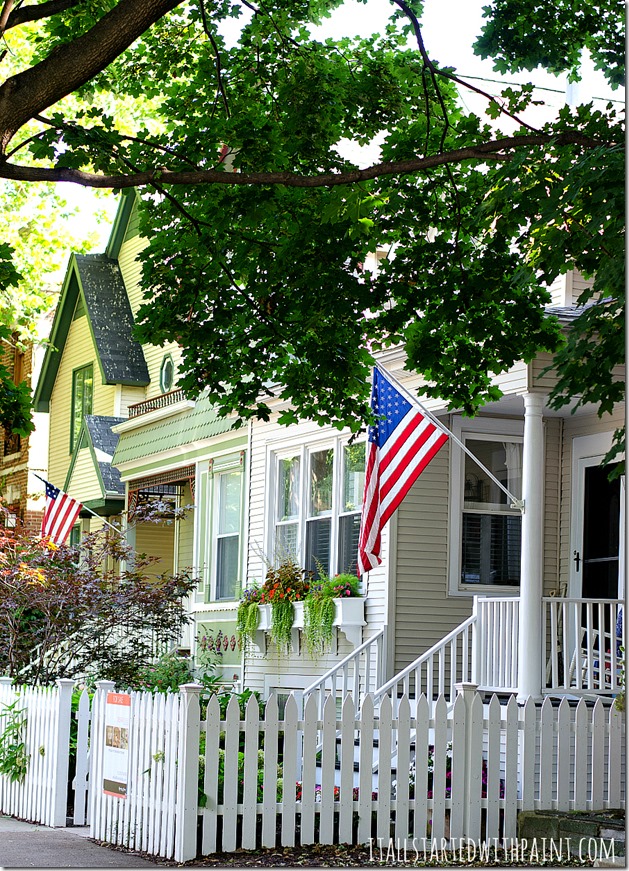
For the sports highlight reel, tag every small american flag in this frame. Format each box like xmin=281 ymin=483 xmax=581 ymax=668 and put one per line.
xmin=357 ymin=367 xmax=449 ymax=575
xmin=41 ymin=479 xmax=83 ymax=545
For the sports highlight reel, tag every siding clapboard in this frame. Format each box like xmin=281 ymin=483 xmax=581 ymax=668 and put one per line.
xmin=47 ymin=314 xmax=116 ymax=492
xmin=243 ymin=412 xmax=387 ymax=696
xmin=118 ymin=232 xmax=181 ymax=401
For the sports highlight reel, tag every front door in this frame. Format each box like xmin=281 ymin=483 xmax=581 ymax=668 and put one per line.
xmin=570 ymin=433 xmax=622 ymax=600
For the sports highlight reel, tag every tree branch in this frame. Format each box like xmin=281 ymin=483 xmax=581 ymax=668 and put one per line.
xmin=0 ymin=0 xmax=185 ymax=151
xmin=393 ymin=0 xmax=541 ymax=135
xmin=3 ymin=0 xmax=82 ymax=32
xmin=0 ymin=132 xmax=606 ymax=188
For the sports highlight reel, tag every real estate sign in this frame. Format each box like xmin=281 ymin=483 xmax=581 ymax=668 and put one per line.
xmin=103 ymin=692 xmax=131 ymax=797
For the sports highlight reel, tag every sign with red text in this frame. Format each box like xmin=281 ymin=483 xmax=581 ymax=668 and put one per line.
xmin=103 ymin=692 xmax=131 ymax=797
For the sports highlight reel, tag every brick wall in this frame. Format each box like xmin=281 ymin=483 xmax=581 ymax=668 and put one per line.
xmin=0 ymin=338 xmax=36 ymax=533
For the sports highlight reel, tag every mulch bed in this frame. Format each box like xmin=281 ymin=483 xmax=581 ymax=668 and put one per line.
xmin=105 ymin=842 xmax=600 ymax=867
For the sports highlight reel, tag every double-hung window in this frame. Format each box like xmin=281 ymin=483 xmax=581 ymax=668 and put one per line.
xmin=271 ymin=439 xmax=365 ymax=577
xmin=71 ymin=364 xmax=93 ymax=452
xmin=450 ymin=418 xmax=523 ymax=594
xmin=213 ymin=465 xmax=244 ymax=600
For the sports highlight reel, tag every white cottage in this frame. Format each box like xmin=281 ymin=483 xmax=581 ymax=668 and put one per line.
xmin=232 ymin=270 xmax=624 ymax=712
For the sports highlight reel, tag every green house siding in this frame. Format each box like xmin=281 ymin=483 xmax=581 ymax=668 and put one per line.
xmin=112 ymin=394 xmax=242 ymax=470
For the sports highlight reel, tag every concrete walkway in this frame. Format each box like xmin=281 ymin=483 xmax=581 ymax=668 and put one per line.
xmin=0 ymin=815 xmax=170 ymax=868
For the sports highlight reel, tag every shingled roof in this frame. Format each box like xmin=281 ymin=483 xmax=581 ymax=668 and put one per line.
xmin=34 ymin=253 xmax=149 ymax=412
xmin=75 ymin=254 xmax=149 ymax=386
xmin=83 ymin=415 xmax=126 ymax=495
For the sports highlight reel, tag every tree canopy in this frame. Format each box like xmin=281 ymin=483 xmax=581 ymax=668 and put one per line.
xmin=0 ymin=0 xmax=624 ymax=457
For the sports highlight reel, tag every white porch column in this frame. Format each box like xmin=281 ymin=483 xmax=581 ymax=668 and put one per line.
xmin=517 ymin=393 xmax=545 ymax=702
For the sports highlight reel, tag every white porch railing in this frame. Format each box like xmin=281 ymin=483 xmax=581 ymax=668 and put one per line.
xmin=302 ymin=628 xmax=385 ymax=719
xmin=474 ymin=596 xmax=520 ymax=693
xmin=544 ymin=598 xmax=624 ymax=696
xmin=373 ymin=615 xmax=476 ymax=712
xmin=303 ymin=596 xmax=623 ymax=715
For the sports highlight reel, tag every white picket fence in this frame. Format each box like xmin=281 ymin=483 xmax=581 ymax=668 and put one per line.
xmin=86 ymin=682 xmax=625 ymax=862
xmin=0 ymin=677 xmax=75 ymax=826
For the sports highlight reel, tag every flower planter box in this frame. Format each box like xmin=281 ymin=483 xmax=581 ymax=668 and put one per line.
xmin=253 ymin=597 xmax=366 ymax=652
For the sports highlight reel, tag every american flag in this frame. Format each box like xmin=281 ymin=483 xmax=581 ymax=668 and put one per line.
xmin=357 ymin=367 xmax=449 ymax=575
xmin=40 ymin=479 xmax=83 ymax=545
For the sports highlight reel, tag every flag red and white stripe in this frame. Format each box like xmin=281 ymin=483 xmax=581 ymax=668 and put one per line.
xmin=357 ymin=367 xmax=449 ymax=575
xmin=41 ymin=478 xmax=83 ymax=545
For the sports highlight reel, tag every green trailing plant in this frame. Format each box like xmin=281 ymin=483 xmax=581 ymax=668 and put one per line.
xmin=303 ymin=572 xmax=362 ymax=659
xmin=0 ymin=697 xmax=30 ymax=783
xmin=260 ymin=559 xmax=310 ymax=657
xmin=303 ymin=593 xmax=336 ymax=659
xmin=236 ymin=584 xmax=262 ymax=647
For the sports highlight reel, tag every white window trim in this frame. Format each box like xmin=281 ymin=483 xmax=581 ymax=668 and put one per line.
xmin=448 ymin=416 xmax=524 ymax=598
xmin=211 ymin=465 xmax=243 ymax=601
xmin=265 ymin=434 xmax=364 ymax=577
xmin=196 ymin=453 xmax=246 ymax=604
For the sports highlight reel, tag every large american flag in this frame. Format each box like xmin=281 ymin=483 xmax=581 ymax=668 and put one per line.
xmin=41 ymin=479 xmax=83 ymax=545
xmin=357 ymin=367 xmax=449 ymax=575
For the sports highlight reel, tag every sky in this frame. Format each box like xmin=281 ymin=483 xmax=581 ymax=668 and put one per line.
xmin=70 ymin=0 xmax=622 ymax=248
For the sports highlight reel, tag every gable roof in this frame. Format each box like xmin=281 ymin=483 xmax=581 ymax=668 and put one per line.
xmin=34 ymin=252 xmax=149 ymax=412
xmin=65 ymin=415 xmax=126 ymax=502
xmin=84 ymin=414 xmax=126 ymax=495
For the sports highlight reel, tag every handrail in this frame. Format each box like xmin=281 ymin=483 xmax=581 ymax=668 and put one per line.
xmin=128 ymin=388 xmax=187 ymax=418
xmin=373 ymin=614 xmax=477 ymax=708
xmin=303 ymin=627 xmax=385 ymax=698
xmin=302 ymin=627 xmax=385 ymax=716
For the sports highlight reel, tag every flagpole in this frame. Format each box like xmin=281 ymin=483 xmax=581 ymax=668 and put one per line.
xmin=79 ymin=503 xmax=127 ymax=539
xmin=33 ymin=473 xmax=127 ymax=539
xmin=374 ymin=362 xmax=525 ymax=512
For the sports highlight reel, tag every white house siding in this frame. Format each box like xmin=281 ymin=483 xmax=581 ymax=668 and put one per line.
xmin=548 ymin=270 xmax=594 ymax=307
xmin=529 ymin=352 xmax=558 ymax=393
xmin=242 ymin=635 xmax=358 ymax=697
xmin=243 ymin=412 xmax=387 ymax=696
xmin=117 ymin=233 xmax=181 ymax=399
xmin=47 ymin=315 xmax=116 ymax=490
xmin=493 ymin=359 xmax=529 ymax=396
xmin=558 ymin=407 xmax=625 ymax=590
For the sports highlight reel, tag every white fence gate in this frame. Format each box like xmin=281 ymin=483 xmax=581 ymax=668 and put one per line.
xmin=86 ymin=682 xmax=625 ymax=863
xmin=0 ymin=677 xmax=76 ymax=826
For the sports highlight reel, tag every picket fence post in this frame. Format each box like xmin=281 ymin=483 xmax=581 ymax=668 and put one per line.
xmin=174 ymin=683 xmax=202 ymax=864
xmin=455 ymin=682 xmax=479 ymax=838
xmin=51 ymin=679 xmax=75 ymax=827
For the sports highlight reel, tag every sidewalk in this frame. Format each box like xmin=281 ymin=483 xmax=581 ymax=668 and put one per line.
xmin=0 ymin=815 xmax=169 ymax=869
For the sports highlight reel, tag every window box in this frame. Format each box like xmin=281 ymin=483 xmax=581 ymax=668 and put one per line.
xmin=252 ymin=597 xmax=366 ymax=652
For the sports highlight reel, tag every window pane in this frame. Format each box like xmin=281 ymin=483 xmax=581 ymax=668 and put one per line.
xmin=276 ymin=522 xmax=298 ymax=561
xmin=216 ymin=534 xmax=239 ymax=599
xmin=461 ymin=514 xmax=521 ymax=585
xmin=343 ymin=443 xmax=365 ymax=512
xmin=464 ymin=439 xmax=521 ymax=508
xmin=309 ymin=449 xmax=333 ymax=517
xmin=72 ymin=365 xmax=93 ymax=450
xmin=218 ymin=470 xmax=241 ymax=535
xmin=84 ymin=367 xmax=93 ymax=414
xmin=278 ymin=456 xmax=300 ymax=521
xmin=338 ymin=512 xmax=361 ymax=575
xmin=305 ymin=517 xmax=331 ymax=578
